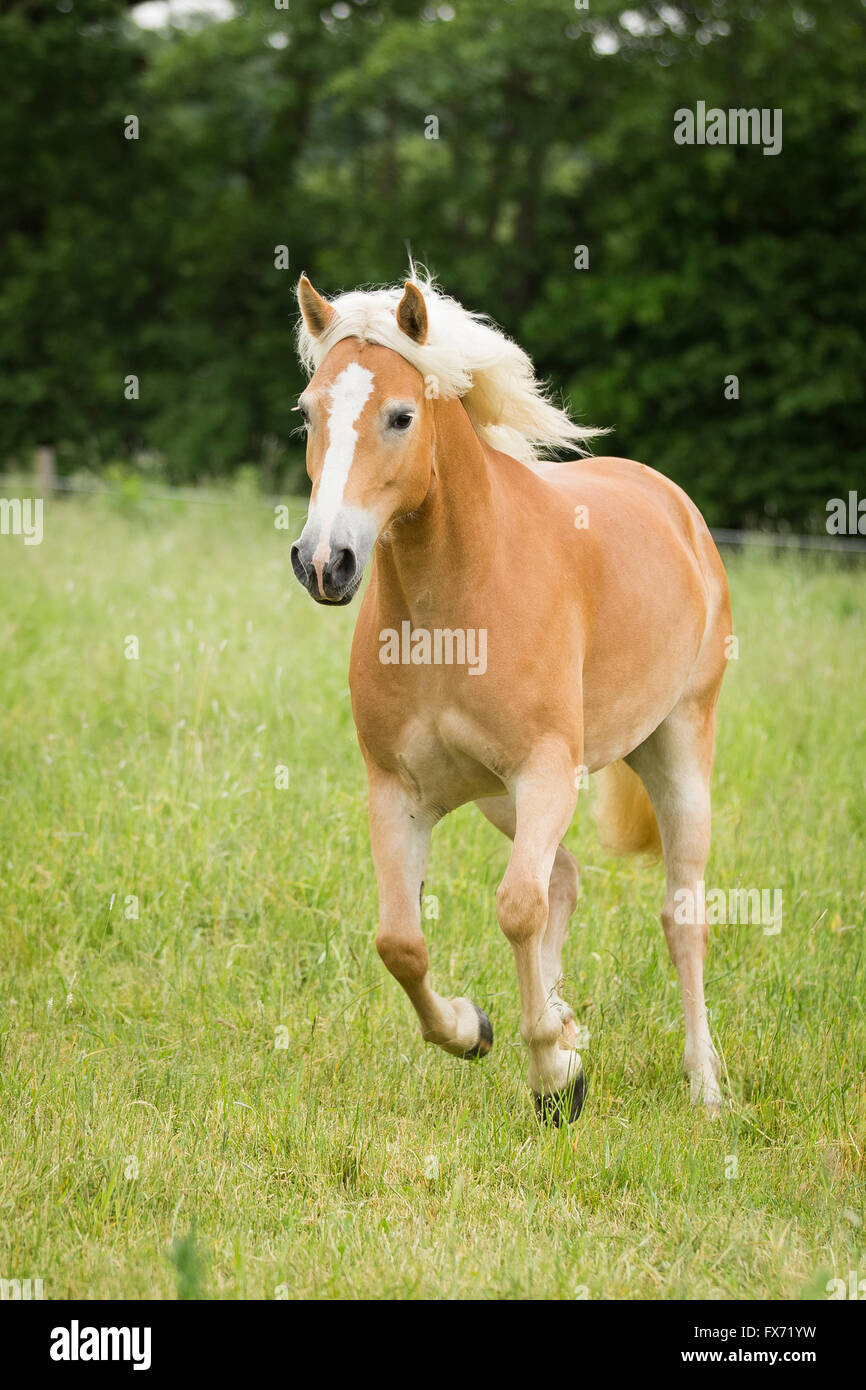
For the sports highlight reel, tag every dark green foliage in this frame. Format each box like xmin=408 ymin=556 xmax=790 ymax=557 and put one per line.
xmin=1 ymin=0 xmax=863 ymax=524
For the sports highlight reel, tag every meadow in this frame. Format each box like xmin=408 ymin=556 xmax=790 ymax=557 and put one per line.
xmin=0 ymin=489 xmax=864 ymax=1300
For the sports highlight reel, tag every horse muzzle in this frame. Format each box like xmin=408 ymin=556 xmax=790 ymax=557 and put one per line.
xmin=291 ymin=541 xmax=360 ymax=605
xmin=291 ymin=507 xmax=377 ymax=606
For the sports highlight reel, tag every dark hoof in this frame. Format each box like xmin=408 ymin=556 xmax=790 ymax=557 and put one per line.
xmin=533 ymin=1068 xmax=588 ymax=1125
xmin=459 ymin=1005 xmax=493 ymax=1060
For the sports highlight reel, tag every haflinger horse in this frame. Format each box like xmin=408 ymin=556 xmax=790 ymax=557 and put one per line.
xmin=290 ymin=272 xmax=730 ymax=1123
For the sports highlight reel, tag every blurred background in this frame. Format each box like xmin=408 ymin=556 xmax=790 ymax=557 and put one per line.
xmin=2 ymin=0 xmax=863 ymax=528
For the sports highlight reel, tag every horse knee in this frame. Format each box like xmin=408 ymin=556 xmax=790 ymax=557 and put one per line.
xmin=496 ymin=874 xmax=548 ymax=944
xmin=376 ymin=923 xmax=428 ymax=986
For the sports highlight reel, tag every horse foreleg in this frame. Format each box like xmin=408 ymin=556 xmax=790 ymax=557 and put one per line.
xmin=476 ymin=793 xmax=581 ymax=1026
xmin=368 ymin=769 xmax=493 ymax=1060
xmin=493 ymin=746 xmax=585 ymax=1123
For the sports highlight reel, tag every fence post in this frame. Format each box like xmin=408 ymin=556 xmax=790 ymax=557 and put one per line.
xmin=34 ymin=445 xmax=57 ymax=494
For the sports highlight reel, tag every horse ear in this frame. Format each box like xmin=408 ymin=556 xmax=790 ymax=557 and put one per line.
xmin=297 ymin=275 xmax=335 ymax=338
xmin=396 ymin=282 xmax=428 ymax=344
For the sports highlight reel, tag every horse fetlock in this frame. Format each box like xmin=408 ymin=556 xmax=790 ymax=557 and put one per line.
xmin=683 ymin=1038 xmax=720 ymax=1078
xmin=529 ymin=1041 xmax=583 ymax=1099
xmin=520 ymin=1001 xmax=562 ymax=1051
xmin=422 ymin=995 xmax=486 ymax=1056
xmin=684 ymin=1044 xmax=722 ymax=1110
xmin=688 ymin=1071 xmax=723 ymax=1113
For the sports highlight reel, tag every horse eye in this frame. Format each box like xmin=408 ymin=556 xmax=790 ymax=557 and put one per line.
xmin=389 ymin=412 xmax=414 ymax=432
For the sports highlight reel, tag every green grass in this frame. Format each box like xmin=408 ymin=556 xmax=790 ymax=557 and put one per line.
xmin=1 ymin=491 xmax=864 ymax=1300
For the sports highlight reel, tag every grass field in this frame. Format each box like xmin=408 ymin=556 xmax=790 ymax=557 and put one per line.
xmin=1 ymin=489 xmax=864 ymax=1300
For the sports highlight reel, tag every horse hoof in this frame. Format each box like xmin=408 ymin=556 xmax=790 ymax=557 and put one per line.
xmin=533 ymin=1068 xmax=588 ymax=1125
xmin=460 ymin=1005 xmax=493 ymax=1060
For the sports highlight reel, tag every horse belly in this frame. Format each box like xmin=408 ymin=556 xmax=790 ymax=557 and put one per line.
xmin=580 ymin=587 xmax=708 ymax=770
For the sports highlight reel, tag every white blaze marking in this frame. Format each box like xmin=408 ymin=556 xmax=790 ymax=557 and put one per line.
xmin=310 ymin=362 xmax=374 ymax=593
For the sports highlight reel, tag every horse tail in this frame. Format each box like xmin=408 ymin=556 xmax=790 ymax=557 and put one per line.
xmin=593 ymin=760 xmax=662 ymax=859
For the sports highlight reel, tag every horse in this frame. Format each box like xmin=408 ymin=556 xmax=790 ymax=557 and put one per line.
xmin=290 ymin=272 xmax=730 ymax=1123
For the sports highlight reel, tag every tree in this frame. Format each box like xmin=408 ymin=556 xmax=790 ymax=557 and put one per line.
xmin=1 ymin=0 xmax=862 ymax=526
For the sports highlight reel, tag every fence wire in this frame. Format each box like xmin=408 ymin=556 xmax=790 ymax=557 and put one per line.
xmin=3 ymin=474 xmax=865 ymax=554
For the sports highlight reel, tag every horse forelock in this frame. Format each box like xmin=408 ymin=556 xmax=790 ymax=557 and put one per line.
xmin=296 ymin=275 xmax=605 ymax=466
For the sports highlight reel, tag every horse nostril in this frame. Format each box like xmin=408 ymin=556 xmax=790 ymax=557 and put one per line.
xmin=290 ymin=542 xmax=308 ymax=584
xmin=329 ymin=547 xmax=356 ymax=591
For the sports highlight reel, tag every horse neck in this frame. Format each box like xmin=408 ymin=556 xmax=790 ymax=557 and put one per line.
xmin=372 ymin=397 xmax=497 ymax=618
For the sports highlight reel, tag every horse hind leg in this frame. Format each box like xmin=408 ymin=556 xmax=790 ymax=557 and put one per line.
xmin=625 ymin=699 xmax=723 ymax=1112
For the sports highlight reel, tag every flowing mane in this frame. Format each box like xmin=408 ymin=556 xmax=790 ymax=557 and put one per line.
xmin=296 ymin=272 xmax=604 ymax=466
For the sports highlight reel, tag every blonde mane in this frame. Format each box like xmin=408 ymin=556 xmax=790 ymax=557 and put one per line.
xmin=296 ymin=272 xmax=604 ymax=466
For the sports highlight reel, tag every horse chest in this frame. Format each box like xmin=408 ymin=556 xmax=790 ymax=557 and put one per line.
xmin=371 ymin=702 xmax=509 ymax=809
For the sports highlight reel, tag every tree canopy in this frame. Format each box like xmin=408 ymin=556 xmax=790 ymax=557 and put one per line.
xmin=1 ymin=0 xmax=863 ymax=526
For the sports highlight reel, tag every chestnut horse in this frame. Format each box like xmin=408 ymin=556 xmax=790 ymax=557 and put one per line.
xmin=290 ymin=274 xmax=730 ymax=1122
